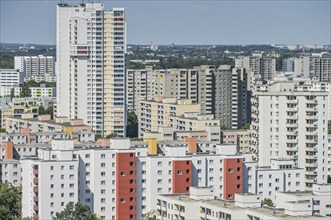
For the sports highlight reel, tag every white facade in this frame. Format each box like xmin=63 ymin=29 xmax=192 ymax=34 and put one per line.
xmin=251 ymin=82 xmax=329 ymax=189
xmin=0 ymin=160 xmax=21 ymax=186
xmin=156 ymin=187 xmax=330 ymax=220
xmin=0 ymin=69 xmax=25 ymax=87
xmin=56 ymin=3 xmax=126 ymax=136
xmin=21 ymin=140 xmax=79 ymax=220
xmin=14 ymin=55 xmax=54 ymax=79
xmin=0 ymin=86 xmax=21 ymax=97
xmin=30 ymin=87 xmax=56 ymax=98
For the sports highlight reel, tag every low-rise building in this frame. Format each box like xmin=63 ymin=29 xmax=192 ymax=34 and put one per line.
xmin=30 ymin=86 xmax=56 ymax=98
xmin=156 ymin=186 xmax=330 ymax=220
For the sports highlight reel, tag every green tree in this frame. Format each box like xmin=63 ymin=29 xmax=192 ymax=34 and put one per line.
xmin=38 ymin=104 xmax=54 ymax=119
xmin=241 ymin=123 xmax=251 ymax=130
xmin=10 ymin=88 xmax=15 ymax=98
xmin=0 ymin=182 xmax=21 ymax=219
xmin=95 ymin=133 xmax=102 ymax=141
xmin=127 ymin=111 xmax=138 ymax=138
xmin=261 ymin=198 xmax=274 ymax=207
xmin=0 ymin=128 xmax=6 ymax=133
xmin=142 ymin=210 xmax=156 ymax=220
xmin=106 ymin=133 xmax=118 ymax=138
xmin=328 ymin=121 xmax=331 ymax=134
xmin=52 ymin=202 xmax=101 ymax=220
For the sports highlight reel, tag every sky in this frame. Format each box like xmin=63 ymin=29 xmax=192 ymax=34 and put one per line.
xmin=0 ymin=0 xmax=330 ymax=45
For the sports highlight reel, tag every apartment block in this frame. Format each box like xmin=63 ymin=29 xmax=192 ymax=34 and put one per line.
xmin=235 ymin=53 xmax=276 ymax=81
xmin=0 ymin=69 xmax=25 ymax=87
xmin=250 ymin=82 xmax=329 ymax=189
xmin=244 ymin=159 xmax=305 ymax=200
xmin=156 ymin=187 xmax=330 ymax=220
xmin=15 ymin=137 xmax=248 ymax=219
xmin=56 ymin=3 xmax=126 ymax=136
xmin=138 ymin=97 xmax=200 ymax=137
xmin=231 ymin=68 xmax=252 ymax=129
xmin=127 ymin=65 xmax=233 ymax=128
xmin=282 ymin=58 xmax=295 ymax=72
xmin=292 ymin=53 xmax=331 ymax=81
xmin=14 ymin=55 xmax=54 ymax=79
xmin=221 ymin=129 xmax=250 ymax=152
xmin=0 ymin=99 xmax=38 ymax=129
xmin=30 ymin=86 xmax=56 ymax=98
xmin=0 ymin=86 xmax=21 ymax=97
xmin=5 ymin=115 xmax=91 ymax=141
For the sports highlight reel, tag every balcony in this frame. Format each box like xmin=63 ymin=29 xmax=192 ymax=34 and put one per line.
xmin=305 ymin=147 xmax=317 ymax=153
xmin=33 ymin=178 xmax=38 ymax=185
xmin=306 ymin=139 xmax=318 ymax=144
xmin=33 ymin=196 xmax=38 ymax=202
xmin=286 ymin=147 xmax=298 ymax=152
xmin=33 ymin=169 xmax=38 ymax=175
xmin=33 ymin=205 xmax=39 ymax=211
xmin=33 ymin=187 xmax=38 ymax=193
xmin=306 ymin=155 xmax=317 ymax=159
xmin=286 ymin=139 xmax=298 ymax=144
xmin=306 ymin=99 xmax=317 ymax=104
xmin=305 ymin=163 xmax=318 ymax=168
xmin=305 ymin=178 xmax=316 ymax=183
xmin=286 ymin=123 xmax=298 ymax=128
xmin=287 ymin=115 xmax=298 ymax=120
xmin=306 ymin=115 xmax=318 ymax=120
xmin=287 ymin=99 xmax=298 ymax=104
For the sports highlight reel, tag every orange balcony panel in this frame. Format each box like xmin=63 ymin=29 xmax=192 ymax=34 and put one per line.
xmin=33 ymin=187 xmax=38 ymax=193
xmin=33 ymin=205 xmax=38 ymax=211
xmin=33 ymin=196 xmax=38 ymax=202
xmin=33 ymin=169 xmax=38 ymax=175
xmin=33 ymin=178 xmax=38 ymax=184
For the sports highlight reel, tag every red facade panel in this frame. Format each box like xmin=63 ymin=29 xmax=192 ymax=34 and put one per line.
xmin=223 ymin=157 xmax=243 ymax=200
xmin=172 ymin=160 xmax=192 ymax=193
xmin=116 ymin=152 xmax=136 ymax=220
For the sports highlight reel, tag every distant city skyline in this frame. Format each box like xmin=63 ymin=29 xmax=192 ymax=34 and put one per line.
xmin=0 ymin=0 xmax=330 ymax=45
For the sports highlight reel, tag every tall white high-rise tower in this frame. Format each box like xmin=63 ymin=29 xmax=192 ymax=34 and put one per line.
xmin=56 ymin=2 xmax=126 ymax=136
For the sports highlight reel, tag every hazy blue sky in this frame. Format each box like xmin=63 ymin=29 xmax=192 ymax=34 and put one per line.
xmin=0 ymin=0 xmax=330 ymax=45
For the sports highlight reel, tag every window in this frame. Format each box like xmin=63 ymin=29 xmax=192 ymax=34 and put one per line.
xmin=237 ymin=167 xmax=241 ymax=172
xmin=101 ymin=181 xmax=105 ymax=185
xmin=101 ymin=172 xmax=106 ymax=176
xmin=120 ymin=198 xmax=126 ymax=203
xmin=101 ymin=154 xmax=105 ymax=159
xmin=101 ymin=163 xmax=106 ymax=167
xmin=158 ymin=170 xmax=162 ymax=175
xmin=186 ymin=169 xmax=190 ymax=174
xmin=85 ymin=154 xmax=90 ymax=158
xmin=69 ymin=193 xmax=74 ymax=197
xmin=101 ymin=207 xmax=105 ymax=212
xmin=101 ymin=189 xmax=106 ymax=194
xmin=237 ymin=184 xmax=241 ymax=189
xmin=158 ymin=162 xmax=162 ymax=166
xmin=228 ymin=168 xmax=233 ymax=173
xmin=50 ymin=166 xmax=54 ymax=171
xmin=121 ymin=172 xmax=126 ymax=176
xmin=228 ymin=194 xmax=233 ymax=199
xmin=69 ymin=165 xmax=74 ymax=170
xmin=101 ymin=198 xmax=106 ymax=203
xmin=186 ymin=178 xmax=190 ymax=183
xmin=177 ymin=170 xmax=182 ymax=175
